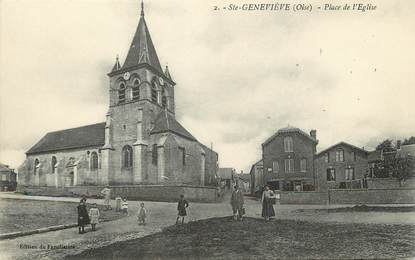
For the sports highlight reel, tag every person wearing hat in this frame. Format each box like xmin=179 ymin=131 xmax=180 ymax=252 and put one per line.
xmin=77 ymin=198 xmax=90 ymax=234
xmin=230 ymin=185 xmax=244 ymax=221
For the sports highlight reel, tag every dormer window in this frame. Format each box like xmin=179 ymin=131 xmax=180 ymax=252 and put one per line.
xmin=132 ymin=79 xmax=140 ymax=101
xmin=118 ymin=83 xmax=126 ymax=103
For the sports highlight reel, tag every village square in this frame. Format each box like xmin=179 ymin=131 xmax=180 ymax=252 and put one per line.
xmin=0 ymin=0 xmax=414 ymax=259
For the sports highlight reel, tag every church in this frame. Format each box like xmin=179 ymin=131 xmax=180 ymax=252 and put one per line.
xmin=18 ymin=2 xmax=218 ymax=189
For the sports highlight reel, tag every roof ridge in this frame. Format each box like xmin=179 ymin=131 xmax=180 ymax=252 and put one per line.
xmin=47 ymin=122 xmax=106 ymax=134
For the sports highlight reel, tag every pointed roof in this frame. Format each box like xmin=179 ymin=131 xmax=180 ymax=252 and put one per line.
xmin=26 ymin=123 xmax=106 ymax=155
xmin=111 ymin=55 xmax=121 ymax=72
xmin=151 ymin=110 xmax=197 ymax=141
xmin=262 ymin=126 xmax=318 ymax=146
xmin=164 ymin=65 xmax=173 ymax=81
xmin=122 ymin=2 xmax=163 ymax=73
xmin=316 ymin=141 xmax=368 ymax=157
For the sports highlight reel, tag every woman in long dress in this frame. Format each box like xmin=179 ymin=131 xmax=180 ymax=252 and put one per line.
xmin=261 ymin=185 xmax=275 ymax=221
xmin=77 ymin=199 xmax=90 ymax=234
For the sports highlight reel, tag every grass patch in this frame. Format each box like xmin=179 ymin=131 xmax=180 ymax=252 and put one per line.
xmin=0 ymin=199 xmax=124 ymax=234
xmin=67 ymin=217 xmax=415 ymax=259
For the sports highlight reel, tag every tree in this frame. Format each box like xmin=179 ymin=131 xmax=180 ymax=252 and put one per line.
xmin=402 ymin=136 xmax=415 ymax=145
xmin=376 ymin=139 xmax=394 ymax=152
xmin=391 ymin=155 xmax=415 ymax=186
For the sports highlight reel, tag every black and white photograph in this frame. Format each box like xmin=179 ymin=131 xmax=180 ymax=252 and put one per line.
xmin=0 ymin=0 xmax=414 ymax=259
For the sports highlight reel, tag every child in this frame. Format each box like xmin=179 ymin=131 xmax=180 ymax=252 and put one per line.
xmin=89 ymin=203 xmax=100 ymax=231
xmin=77 ymin=198 xmax=90 ymax=234
xmin=137 ymin=202 xmax=147 ymax=225
xmin=121 ymin=197 xmax=129 ymax=215
xmin=176 ymin=194 xmax=189 ymax=224
xmin=115 ymin=195 xmax=122 ymax=212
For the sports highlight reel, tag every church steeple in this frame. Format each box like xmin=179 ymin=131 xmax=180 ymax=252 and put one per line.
xmin=121 ymin=0 xmax=163 ymax=73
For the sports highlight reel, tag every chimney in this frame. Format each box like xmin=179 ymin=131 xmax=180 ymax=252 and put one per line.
xmin=310 ymin=129 xmax=317 ymax=140
xmin=397 ymin=140 xmax=402 ymax=150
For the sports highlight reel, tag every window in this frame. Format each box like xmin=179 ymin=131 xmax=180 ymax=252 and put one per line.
xmin=34 ymin=159 xmax=40 ymax=175
xmin=272 ymin=161 xmax=279 ymax=173
xmin=118 ymin=83 xmax=126 ymax=103
xmin=51 ymin=156 xmax=57 ymax=174
xmin=122 ymin=146 xmax=133 ymax=168
xmin=335 ymin=149 xmax=344 ymax=162
xmin=152 ymin=144 xmax=158 ymax=165
xmin=345 ymin=167 xmax=355 ymax=180
xmin=326 ymin=168 xmax=336 ymax=181
xmin=151 ymin=82 xmax=158 ymax=103
xmin=161 ymin=88 xmax=167 ymax=108
xmin=351 ymin=151 xmax=356 ymax=162
xmin=1 ymin=174 xmax=6 ymax=181
xmin=284 ymin=159 xmax=294 ymax=173
xmin=300 ymin=159 xmax=307 ymax=172
xmin=132 ymin=79 xmax=140 ymax=101
xmin=284 ymin=137 xmax=293 ymax=152
xmin=324 ymin=153 xmax=329 ymax=163
xmin=90 ymin=152 xmax=98 ymax=170
xmin=179 ymin=147 xmax=186 ymax=166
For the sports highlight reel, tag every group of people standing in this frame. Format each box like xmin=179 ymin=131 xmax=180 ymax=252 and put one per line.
xmin=76 ymin=198 xmax=100 ymax=234
xmin=230 ymin=184 xmax=276 ymax=221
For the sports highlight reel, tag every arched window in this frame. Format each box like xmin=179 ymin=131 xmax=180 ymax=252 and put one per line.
xmin=118 ymin=82 xmax=126 ymax=103
xmin=132 ymin=79 xmax=140 ymax=101
xmin=34 ymin=159 xmax=40 ymax=175
xmin=90 ymin=152 xmax=98 ymax=170
xmin=122 ymin=145 xmax=133 ymax=168
xmin=161 ymin=87 xmax=167 ymax=108
xmin=152 ymin=144 xmax=158 ymax=165
xmin=51 ymin=156 xmax=57 ymax=174
xmin=284 ymin=136 xmax=293 ymax=152
xmin=151 ymin=81 xmax=158 ymax=103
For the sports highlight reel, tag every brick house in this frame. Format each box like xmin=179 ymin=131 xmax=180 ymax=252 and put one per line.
xmin=262 ymin=126 xmax=318 ymax=191
xmin=0 ymin=163 xmax=17 ymax=191
xmin=315 ymin=142 xmax=369 ymax=191
xmin=17 ymin=3 xmax=217 ymax=189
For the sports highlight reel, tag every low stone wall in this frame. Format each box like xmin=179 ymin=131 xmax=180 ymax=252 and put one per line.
xmin=367 ymin=178 xmax=415 ymax=189
xmin=16 ymin=185 xmax=219 ymax=203
xmin=279 ymin=191 xmax=328 ymax=205
xmin=329 ymin=189 xmax=415 ymax=204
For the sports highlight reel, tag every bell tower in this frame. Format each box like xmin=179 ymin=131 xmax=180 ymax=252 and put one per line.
xmin=103 ymin=0 xmax=176 ymax=184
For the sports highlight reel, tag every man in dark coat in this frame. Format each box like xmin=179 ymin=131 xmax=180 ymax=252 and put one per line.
xmin=230 ymin=185 xmax=244 ymax=221
xmin=77 ymin=198 xmax=90 ymax=234
xmin=176 ymin=194 xmax=189 ymax=224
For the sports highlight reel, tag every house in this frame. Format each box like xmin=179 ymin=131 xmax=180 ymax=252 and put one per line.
xmin=262 ymin=126 xmax=318 ymax=191
xmin=218 ymin=168 xmax=235 ymax=190
xmin=0 ymin=163 xmax=17 ymax=191
xmin=315 ymin=142 xmax=369 ymax=191
xmin=235 ymin=171 xmax=251 ymax=194
xmin=17 ymin=2 xmax=218 ymax=190
xmin=249 ymin=159 xmax=263 ymax=195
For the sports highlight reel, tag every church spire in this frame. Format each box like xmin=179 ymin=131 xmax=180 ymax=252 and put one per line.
xmin=121 ymin=0 xmax=163 ymax=73
xmin=141 ymin=0 xmax=144 ymax=17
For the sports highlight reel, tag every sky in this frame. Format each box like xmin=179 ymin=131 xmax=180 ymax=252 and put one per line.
xmin=0 ymin=0 xmax=414 ymax=172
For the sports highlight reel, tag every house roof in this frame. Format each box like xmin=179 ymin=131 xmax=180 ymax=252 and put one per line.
xmin=151 ymin=110 xmax=197 ymax=142
xmin=0 ymin=163 xmax=13 ymax=172
xmin=249 ymin=159 xmax=263 ymax=174
xmin=316 ymin=141 xmax=368 ymax=156
xmin=26 ymin=122 xmax=106 ymax=155
xmin=218 ymin=168 xmax=234 ymax=179
xmin=262 ymin=126 xmax=317 ymax=146
xmin=121 ymin=3 xmax=163 ymax=73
